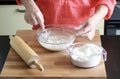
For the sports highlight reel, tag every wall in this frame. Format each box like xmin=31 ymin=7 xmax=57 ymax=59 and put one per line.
xmin=0 ymin=5 xmax=104 ymax=35
xmin=0 ymin=5 xmax=32 ymax=35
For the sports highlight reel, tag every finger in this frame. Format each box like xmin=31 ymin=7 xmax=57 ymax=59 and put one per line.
xmin=74 ymin=21 xmax=86 ymax=30
xmin=79 ymin=29 xmax=95 ymax=40
xmin=82 ymin=23 xmax=92 ymax=33
xmin=35 ymin=12 xmax=45 ymax=30
xmin=79 ymin=32 xmax=92 ymax=40
xmin=40 ymin=22 xmax=45 ymax=29
xmin=24 ymin=14 xmax=31 ymax=24
xmin=86 ymin=30 xmax=95 ymax=40
xmin=77 ymin=25 xmax=91 ymax=35
xmin=28 ymin=14 xmax=38 ymax=25
xmin=25 ymin=13 xmax=35 ymax=25
xmin=31 ymin=14 xmax=38 ymax=25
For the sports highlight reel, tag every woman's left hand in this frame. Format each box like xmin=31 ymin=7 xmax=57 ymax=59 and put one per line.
xmin=75 ymin=5 xmax=108 ymax=40
xmin=75 ymin=15 xmax=99 ymax=40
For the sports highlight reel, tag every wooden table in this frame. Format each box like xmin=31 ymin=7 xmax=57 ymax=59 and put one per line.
xmin=0 ymin=30 xmax=106 ymax=79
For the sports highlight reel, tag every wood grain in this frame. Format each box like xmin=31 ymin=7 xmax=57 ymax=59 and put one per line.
xmin=0 ymin=30 xmax=106 ymax=79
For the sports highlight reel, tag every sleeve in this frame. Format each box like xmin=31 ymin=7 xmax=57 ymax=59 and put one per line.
xmin=16 ymin=0 xmax=22 ymax=5
xmin=95 ymin=0 xmax=116 ymax=20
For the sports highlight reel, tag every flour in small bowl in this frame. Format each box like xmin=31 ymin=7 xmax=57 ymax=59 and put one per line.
xmin=69 ymin=43 xmax=103 ymax=68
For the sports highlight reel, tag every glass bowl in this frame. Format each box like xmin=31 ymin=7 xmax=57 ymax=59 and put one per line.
xmin=36 ymin=25 xmax=76 ymax=51
xmin=67 ymin=42 xmax=107 ymax=68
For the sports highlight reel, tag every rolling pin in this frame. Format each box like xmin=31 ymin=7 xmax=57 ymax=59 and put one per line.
xmin=9 ymin=35 xmax=44 ymax=71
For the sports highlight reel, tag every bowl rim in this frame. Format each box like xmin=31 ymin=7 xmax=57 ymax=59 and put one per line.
xmin=36 ymin=27 xmax=76 ymax=44
xmin=67 ymin=42 xmax=107 ymax=57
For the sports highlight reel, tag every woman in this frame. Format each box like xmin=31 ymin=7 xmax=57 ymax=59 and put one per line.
xmin=16 ymin=0 xmax=116 ymax=40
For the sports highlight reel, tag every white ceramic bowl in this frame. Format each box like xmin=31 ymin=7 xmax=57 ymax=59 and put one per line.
xmin=36 ymin=25 xmax=76 ymax=51
xmin=67 ymin=42 xmax=107 ymax=68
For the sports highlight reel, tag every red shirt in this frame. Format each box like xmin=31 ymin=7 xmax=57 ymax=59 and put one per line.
xmin=16 ymin=0 xmax=116 ymax=30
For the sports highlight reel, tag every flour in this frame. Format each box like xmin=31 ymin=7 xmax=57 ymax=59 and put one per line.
xmin=70 ymin=43 xmax=103 ymax=68
xmin=46 ymin=36 xmax=69 ymax=43
xmin=38 ymin=35 xmax=74 ymax=51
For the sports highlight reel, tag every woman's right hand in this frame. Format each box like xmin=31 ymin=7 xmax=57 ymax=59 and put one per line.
xmin=21 ymin=0 xmax=45 ymax=29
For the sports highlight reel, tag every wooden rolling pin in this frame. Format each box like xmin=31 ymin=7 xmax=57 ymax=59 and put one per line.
xmin=9 ymin=35 xmax=44 ymax=71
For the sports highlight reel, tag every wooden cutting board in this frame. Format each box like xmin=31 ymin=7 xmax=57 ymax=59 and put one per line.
xmin=0 ymin=30 xmax=106 ymax=79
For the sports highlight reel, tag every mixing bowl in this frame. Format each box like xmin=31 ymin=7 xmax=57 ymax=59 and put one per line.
xmin=36 ymin=25 xmax=76 ymax=51
xmin=67 ymin=42 xmax=107 ymax=68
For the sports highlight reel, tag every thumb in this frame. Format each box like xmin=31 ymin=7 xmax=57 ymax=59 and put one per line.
xmin=74 ymin=21 xmax=87 ymax=30
xmin=87 ymin=30 xmax=95 ymax=40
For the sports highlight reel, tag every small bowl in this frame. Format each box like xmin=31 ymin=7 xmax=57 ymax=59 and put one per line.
xmin=67 ymin=42 xmax=107 ymax=68
xmin=36 ymin=25 xmax=76 ymax=51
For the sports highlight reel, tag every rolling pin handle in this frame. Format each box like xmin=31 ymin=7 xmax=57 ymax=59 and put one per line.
xmin=9 ymin=35 xmax=14 ymax=40
xmin=30 ymin=61 xmax=44 ymax=71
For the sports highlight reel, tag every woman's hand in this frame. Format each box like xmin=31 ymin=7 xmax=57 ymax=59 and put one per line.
xmin=75 ymin=16 xmax=97 ymax=40
xmin=21 ymin=0 xmax=45 ymax=29
xmin=75 ymin=5 xmax=108 ymax=40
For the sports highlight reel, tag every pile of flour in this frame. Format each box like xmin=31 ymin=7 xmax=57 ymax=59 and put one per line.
xmin=70 ymin=43 xmax=102 ymax=67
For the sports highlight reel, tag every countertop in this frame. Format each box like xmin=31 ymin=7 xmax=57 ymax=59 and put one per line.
xmin=0 ymin=36 xmax=10 ymax=72
xmin=0 ymin=35 xmax=120 ymax=79
xmin=101 ymin=35 xmax=120 ymax=79
xmin=0 ymin=30 xmax=106 ymax=79
xmin=0 ymin=0 xmax=35 ymax=5
xmin=0 ymin=0 xmax=17 ymax=5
